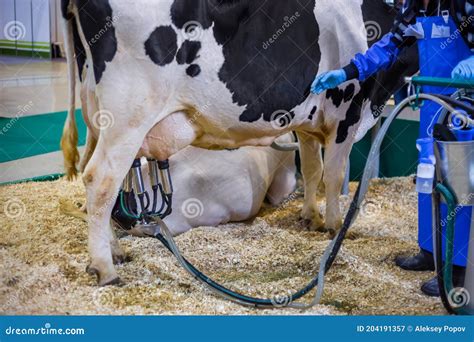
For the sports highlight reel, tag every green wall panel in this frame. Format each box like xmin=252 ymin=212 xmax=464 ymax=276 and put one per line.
xmin=0 ymin=109 xmax=86 ymax=163
xmin=350 ymin=118 xmax=419 ymax=180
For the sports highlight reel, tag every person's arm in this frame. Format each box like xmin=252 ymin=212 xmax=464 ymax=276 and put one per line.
xmin=311 ymin=0 xmax=420 ymax=94
xmin=343 ymin=33 xmax=401 ymax=82
xmin=343 ymin=0 xmax=421 ymax=82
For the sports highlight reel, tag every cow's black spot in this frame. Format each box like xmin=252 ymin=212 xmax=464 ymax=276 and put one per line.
xmin=176 ymin=40 xmax=201 ymax=65
xmin=220 ymin=1 xmax=319 ymax=123
xmin=335 ymin=89 xmax=364 ymax=144
xmin=308 ymin=105 xmax=317 ymax=120
xmin=326 ymin=87 xmax=344 ymax=108
xmin=186 ymin=64 xmax=201 ymax=77
xmin=145 ymin=26 xmax=178 ymax=66
xmin=171 ymin=0 xmax=319 ymax=123
xmin=326 ymin=84 xmax=356 ymax=108
xmin=343 ymin=84 xmax=355 ymax=102
xmin=75 ymin=0 xmax=117 ymax=84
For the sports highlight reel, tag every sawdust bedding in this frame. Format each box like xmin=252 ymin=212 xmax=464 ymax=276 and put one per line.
xmin=0 ymin=176 xmax=445 ymax=315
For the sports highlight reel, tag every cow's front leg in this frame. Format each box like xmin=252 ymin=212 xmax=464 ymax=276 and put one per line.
xmin=297 ymin=132 xmax=324 ymax=230
xmin=323 ymin=138 xmax=353 ymax=237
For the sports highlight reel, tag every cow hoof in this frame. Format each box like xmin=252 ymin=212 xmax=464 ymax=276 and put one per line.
xmin=86 ymin=265 xmax=121 ymax=286
xmin=101 ymin=276 xmax=123 ymax=287
xmin=299 ymin=217 xmax=326 ymax=232
xmin=86 ymin=264 xmax=99 ymax=277
xmin=300 ymin=211 xmax=325 ymax=230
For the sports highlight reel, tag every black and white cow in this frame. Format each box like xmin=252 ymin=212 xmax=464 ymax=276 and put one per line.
xmin=60 ymin=0 xmax=417 ymax=285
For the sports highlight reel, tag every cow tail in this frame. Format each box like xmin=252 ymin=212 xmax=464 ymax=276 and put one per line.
xmin=60 ymin=12 xmax=80 ymax=181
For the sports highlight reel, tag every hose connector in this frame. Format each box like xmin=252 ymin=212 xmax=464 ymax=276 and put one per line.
xmin=147 ymin=159 xmax=160 ymax=189
xmin=131 ymin=158 xmax=146 ymax=196
xmin=158 ymin=160 xmax=173 ymax=195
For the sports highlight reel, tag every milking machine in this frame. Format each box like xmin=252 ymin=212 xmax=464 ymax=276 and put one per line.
xmin=113 ymin=158 xmax=173 ymax=235
xmin=406 ymin=76 xmax=474 ymax=315
xmin=112 ymin=77 xmax=473 ymax=313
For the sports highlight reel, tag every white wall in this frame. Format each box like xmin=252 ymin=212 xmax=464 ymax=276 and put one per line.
xmin=0 ymin=0 xmax=16 ymax=42
xmin=0 ymin=0 xmax=51 ymax=57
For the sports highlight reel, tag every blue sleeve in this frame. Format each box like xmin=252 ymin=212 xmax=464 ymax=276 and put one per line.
xmin=350 ymin=32 xmax=401 ymax=82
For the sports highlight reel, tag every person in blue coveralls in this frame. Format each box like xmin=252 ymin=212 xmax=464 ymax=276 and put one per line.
xmin=312 ymin=0 xmax=474 ymax=297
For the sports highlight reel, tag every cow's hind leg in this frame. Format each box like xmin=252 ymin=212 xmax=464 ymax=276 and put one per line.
xmin=297 ymin=132 xmax=324 ymax=230
xmin=323 ymin=138 xmax=353 ymax=237
xmin=83 ymin=120 xmax=154 ymax=286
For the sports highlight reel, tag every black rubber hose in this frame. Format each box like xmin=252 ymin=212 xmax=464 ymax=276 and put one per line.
xmin=145 ymin=191 xmax=151 ymax=211
xmin=162 ymin=195 xmax=173 ymax=217
xmin=151 ymin=186 xmax=158 ymax=213
xmin=155 ymin=185 xmax=166 ymax=216
xmin=137 ymin=193 xmax=147 ymax=215
xmin=151 ymin=185 xmax=361 ymax=307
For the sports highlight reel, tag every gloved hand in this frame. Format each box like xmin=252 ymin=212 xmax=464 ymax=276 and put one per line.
xmin=311 ymin=69 xmax=347 ymax=94
xmin=452 ymin=55 xmax=474 ymax=80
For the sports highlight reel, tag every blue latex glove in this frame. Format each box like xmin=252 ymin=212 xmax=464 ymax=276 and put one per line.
xmin=311 ymin=69 xmax=347 ymax=94
xmin=452 ymin=55 xmax=474 ymax=80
